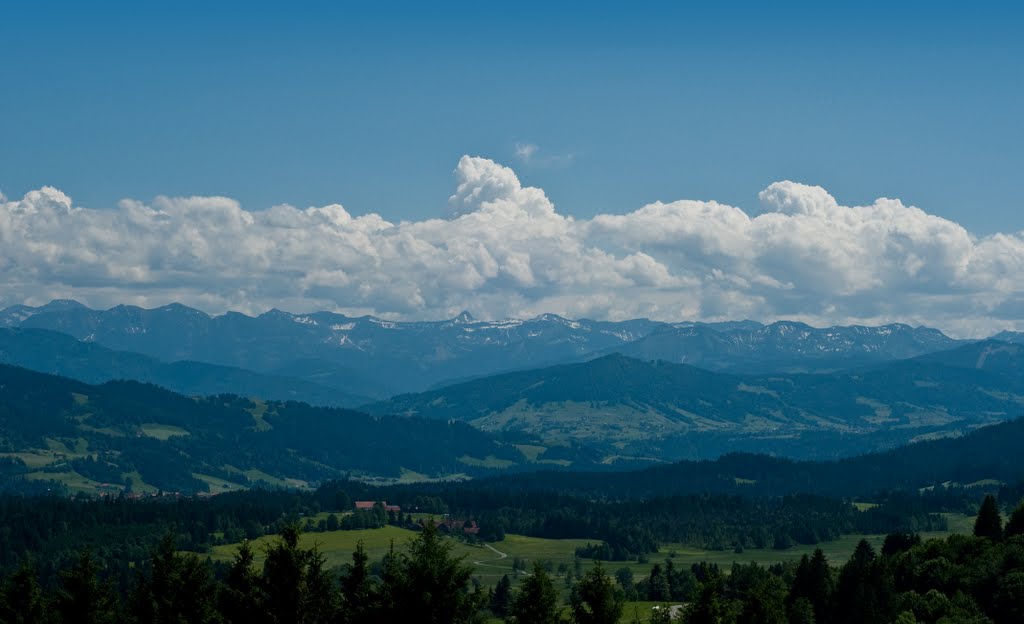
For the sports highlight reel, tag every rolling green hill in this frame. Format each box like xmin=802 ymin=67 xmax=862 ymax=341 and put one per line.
xmin=367 ymin=349 xmax=1024 ymax=460
xmin=463 ymin=415 xmax=1024 ymax=500
xmin=0 ymin=364 xmax=530 ymax=495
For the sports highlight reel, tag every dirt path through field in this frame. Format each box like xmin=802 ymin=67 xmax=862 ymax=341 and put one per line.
xmin=472 ymin=543 xmax=529 ymax=575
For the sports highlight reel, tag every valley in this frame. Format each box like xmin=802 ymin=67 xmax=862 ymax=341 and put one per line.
xmin=0 ymin=301 xmax=1022 ymax=624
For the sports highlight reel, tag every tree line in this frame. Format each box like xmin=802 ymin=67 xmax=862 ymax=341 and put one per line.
xmin=1 ymin=496 xmax=1023 ymax=623
xmin=0 ymin=474 xmax=955 ymax=596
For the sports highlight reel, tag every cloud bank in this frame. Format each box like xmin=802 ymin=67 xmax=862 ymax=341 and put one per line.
xmin=2 ymin=156 xmax=1023 ymax=336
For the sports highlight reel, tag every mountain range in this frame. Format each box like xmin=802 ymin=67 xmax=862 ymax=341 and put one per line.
xmin=604 ymin=320 xmax=961 ymax=373
xmin=2 ymin=299 xmax=1022 ymax=476
xmin=0 ymin=300 xmax=975 ymax=399
xmin=0 ymin=300 xmax=661 ymax=398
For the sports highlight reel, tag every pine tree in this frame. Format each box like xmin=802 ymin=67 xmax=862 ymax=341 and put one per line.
xmin=260 ymin=522 xmax=340 ymax=624
xmin=303 ymin=547 xmax=340 ymax=623
xmin=508 ymin=562 xmax=560 ymax=624
xmin=376 ymin=540 xmax=405 ymax=622
xmin=646 ymin=564 xmax=671 ymax=602
xmin=219 ymin=540 xmax=262 ymax=624
xmin=973 ymin=495 xmax=1003 ymax=541
xmin=261 ymin=523 xmax=307 ymax=623
xmin=570 ymin=562 xmax=624 ymax=624
xmin=789 ymin=548 xmax=834 ymax=624
xmin=340 ymin=541 xmax=375 ymax=624
xmin=668 ymin=561 xmax=698 ymax=601
xmin=737 ymin=577 xmax=787 ymax=624
xmin=490 ymin=574 xmax=512 ymax=617
xmin=128 ymin=534 xmax=219 ymax=624
xmin=1003 ymin=500 xmax=1024 ymax=538
xmin=389 ymin=521 xmax=484 ymax=624
xmin=687 ymin=576 xmax=727 ymax=624
xmin=0 ymin=560 xmax=47 ymax=624
xmin=834 ymin=539 xmax=882 ymax=624
xmin=52 ymin=550 xmax=119 ymax=624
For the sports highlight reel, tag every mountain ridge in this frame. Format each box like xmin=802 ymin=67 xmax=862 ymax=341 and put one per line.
xmin=0 ymin=327 xmax=371 ymax=407
xmin=1 ymin=299 xmax=975 ymax=397
xmin=366 ymin=348 xmax=1024 ymax=460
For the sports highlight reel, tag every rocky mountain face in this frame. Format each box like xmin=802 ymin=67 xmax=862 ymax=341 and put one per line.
xmin=608 ymin=320 xmax=963 ymax=373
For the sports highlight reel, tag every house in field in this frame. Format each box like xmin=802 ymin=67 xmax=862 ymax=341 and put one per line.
xmin=422 ymin=517 xmax=480 ymax=536
xmin=354 ymin=500 xmax=401 ymax=513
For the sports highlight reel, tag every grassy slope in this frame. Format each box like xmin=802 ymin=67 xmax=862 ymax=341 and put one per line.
xmin=210 ymin=513 xmax=974 ymax=623
xmin=211 ymin=511 xmax=975 ymax=584
xmin=367 ymin=352 xmax=1024 ymax=462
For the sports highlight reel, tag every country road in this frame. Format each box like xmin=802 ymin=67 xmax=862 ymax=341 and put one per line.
xmin=471 ymin=543 xmax=529 ymax=575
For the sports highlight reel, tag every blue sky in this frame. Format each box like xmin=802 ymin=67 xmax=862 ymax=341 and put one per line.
xmin=2 ymin=1 xmax=1021 ymax=231
xmin=2 ymin=1 xmax=1024 ymax=335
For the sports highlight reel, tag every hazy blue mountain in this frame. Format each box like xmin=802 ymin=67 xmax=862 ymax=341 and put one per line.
xmin=1 ymin=301 xmax=664 ymax=396
xmin=912 ymin=339 xmax=1024 ymax=378
xmin=0 ymin=300 xmax=974 ymax=398
xmin=607 ymin=320 xmax=964 ymax=373
xmin=0 ymin=327 xmax=371 ymax=407
xmin=991 ymin=330 xmax=1024 ymax=345
xmin=367 ymin=350 xmax=1024 ymax=461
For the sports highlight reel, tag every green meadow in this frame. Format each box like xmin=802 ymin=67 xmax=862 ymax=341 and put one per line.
xmin=211 ymin=511 xmax=976 ymax=600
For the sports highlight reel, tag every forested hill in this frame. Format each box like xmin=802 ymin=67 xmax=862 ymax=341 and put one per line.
xmin=0 ymin=365 xmax=529 ymax=495
xmin=366 ymin=349 xmax=1024 ymax=460
xmin=458 ymin=416 xmax=1024 ymax=500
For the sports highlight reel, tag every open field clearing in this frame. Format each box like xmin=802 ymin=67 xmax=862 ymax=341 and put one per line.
xmin=212 ymin=510 xmax=976 ymax=597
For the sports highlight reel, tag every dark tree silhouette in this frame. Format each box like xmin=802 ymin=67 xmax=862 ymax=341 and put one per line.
xmin=219 ymin=540 xmax=262 ymax=624
xmin=1003 ymin=500 xmax=1024 ymax=538
xmin=490 ymin=574 xmax=512 ymax=617
xmin=260 ymin=522 xmax=339 ymax=624
xmin=570 ymin=562 xmax=624 ymax=624
xmin=52 ymin=550 xmax=119 ymax=624
xmin=834 ymin=540 xmax=888 ymax=624
xmin=687 ymin=575 xmax=729 ymax=624
xmin=340 ymin=541 xmax=375 ymax=624
xmin=973 ymin=494 xmax=1003 ymax=541
xmin=509 ymin=562 xmax=561 ymax=624
xmin=128 ymin=534 xmax=219 ymax=624
xmin=0 ymin=560 xmax=47 ymax=624
xmin=788 ymin=548 xmax=834 ymax=624
xmin=386 ymin=522 xmax=484 ymax=624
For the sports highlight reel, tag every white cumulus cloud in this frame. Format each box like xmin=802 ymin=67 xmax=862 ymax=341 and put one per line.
xmin=2 ymin=156 xmax=1023 ymax=337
